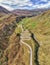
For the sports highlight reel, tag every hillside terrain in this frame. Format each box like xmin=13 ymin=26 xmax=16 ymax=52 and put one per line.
xmin=12 ymin=8 xmax=49 ymax=17
xmin=0 ymin=7 xmax=50 ymax=65
xmin=0 ymin=6 xmax=10 ymax=17
xmin=12 ymin=9 xmax=43 ymax=17
xmin=19 ymin=10 xmax=50 ymax=65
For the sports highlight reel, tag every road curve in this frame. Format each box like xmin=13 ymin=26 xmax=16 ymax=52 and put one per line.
xmin=20 ymin=40 xmax=32 ymax=65
xmin=18 ymin=24 xmax=33 ymax=65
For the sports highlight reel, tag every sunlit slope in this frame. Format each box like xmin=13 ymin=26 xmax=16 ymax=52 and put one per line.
xmin=0 ymin=10 xmax=50 ymax=65
xmin=0 ymin=13 xmax=17 ymax=30
xmin=0 ymin=13 xmax=24 ymax=65
xmin=0 ymin=13 xmax=31 ymax=65
xmin=19 ymin=10 xmax=50 ymax=65
xmin=19 ymin=10 xmax=50 ymax=35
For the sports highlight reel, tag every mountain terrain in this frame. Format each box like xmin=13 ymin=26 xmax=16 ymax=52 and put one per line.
xmin=12 ymin=9 xmax=46 ymax=16
xmin=19 ymin=10 xmax=50 ymax=65
xmin=0 ymin=6 xmax=10 ymax=17
xmin=0 ymin=6 xmax=50 ymax=65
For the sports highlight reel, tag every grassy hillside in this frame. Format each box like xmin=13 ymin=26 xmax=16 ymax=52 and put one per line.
xmin=19 ymin=10 xmax=50 ymax=35
xmin=0 ymin=13 xmax=31 ymax=65
xmin=0 ymin=10 xmax=50 ymax=65
xmin=18 ymin=10 xmax=50 ymax=65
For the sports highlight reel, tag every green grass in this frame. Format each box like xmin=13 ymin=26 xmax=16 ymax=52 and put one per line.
xmin=18 ymin=10 xmax=50 ymax=36
xmin=0 ymin=61 xmax=2 ymax=65
xmin=19 ymin=17 xmax=38 ymax=30
xmin=18 ymin=10 xmax=50 ymax=65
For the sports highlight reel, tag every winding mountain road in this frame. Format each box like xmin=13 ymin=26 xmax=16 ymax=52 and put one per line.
xmin=20 ymin=40 xmax=32 ymax=65
xmin=19 ymin=24 xmax=32 ymax=65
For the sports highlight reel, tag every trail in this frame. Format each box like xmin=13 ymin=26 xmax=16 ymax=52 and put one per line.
xmin=18 ymin=24 xmax=40 ymax=65
xmin=20 ymin=40 xmax=32 ymax=65
xmin=20 ymin=24 xmax=32 ymax=65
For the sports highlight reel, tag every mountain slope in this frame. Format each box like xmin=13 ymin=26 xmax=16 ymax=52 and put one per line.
xmin=0 ymin=9 xmax=50 ymax=65
xmin=0 ymin=6 xmax=10 ymax=13
xmin=12 ymin=8 xmax=49 ymax=17
xmin=0 ymin=6 xmax=10 ymax=17
xmin=12 ymin=9 xmax=43 ymax=16
xmin=0 ymin=13 xmax=28 ymax=65
xmin=19 ymin=10 xmax=50 ymax=35
xmin=18 ymin=10 xmax=50 ymax=65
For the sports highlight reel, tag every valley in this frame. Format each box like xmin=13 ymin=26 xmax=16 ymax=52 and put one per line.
xmin=0 ymin=6 xmax=50 ymax=65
